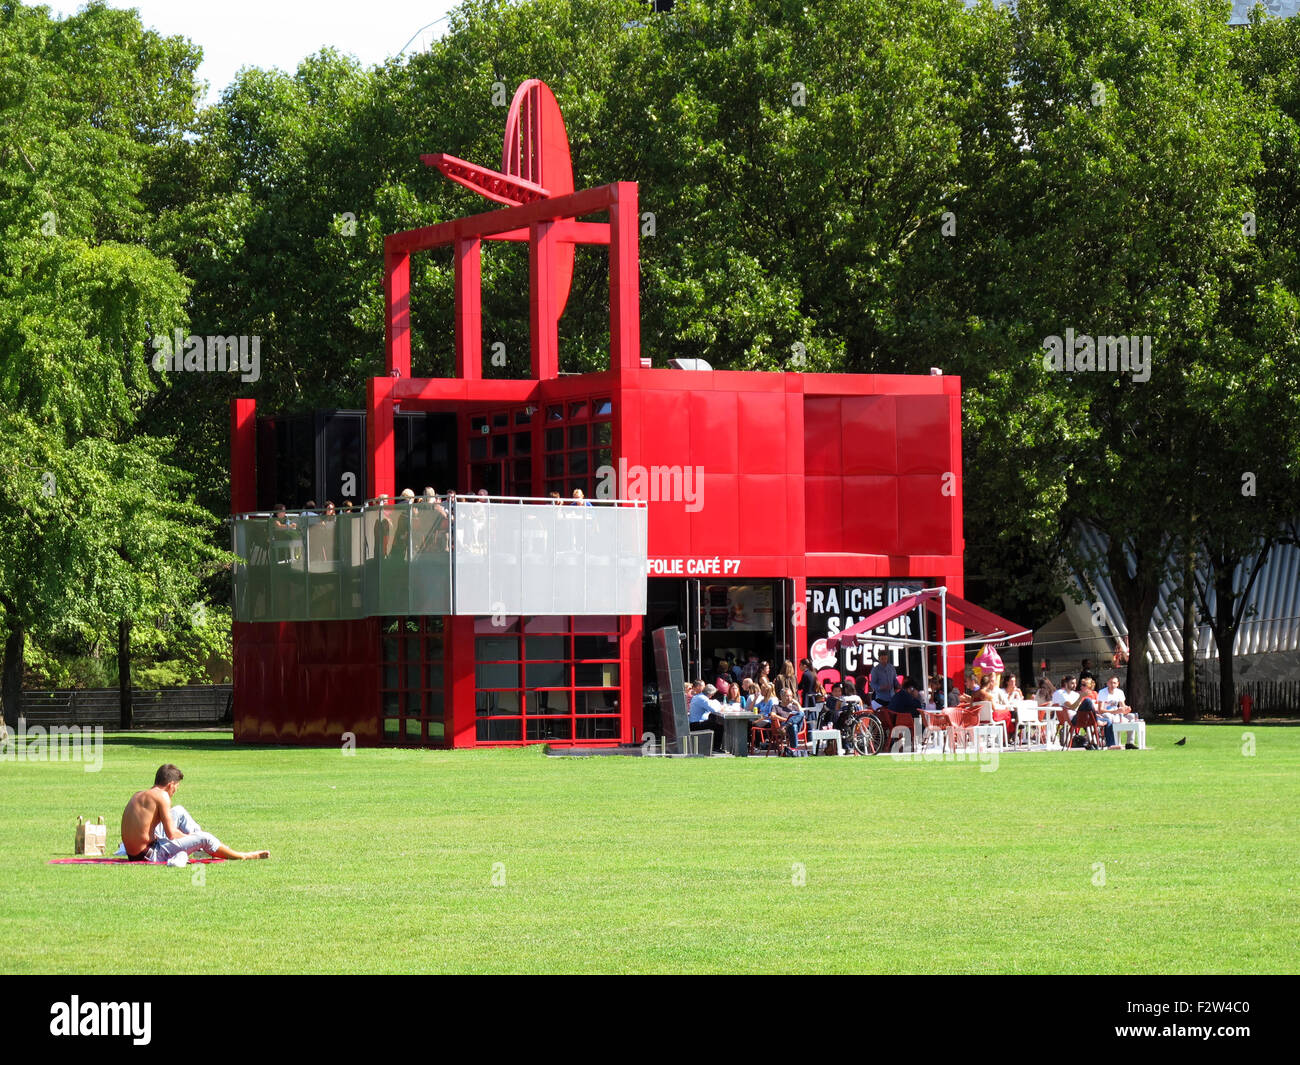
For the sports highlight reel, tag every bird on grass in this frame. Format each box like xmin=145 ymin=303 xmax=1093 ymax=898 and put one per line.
xmin=1174 ymin=737 xmax=1186 ymax=746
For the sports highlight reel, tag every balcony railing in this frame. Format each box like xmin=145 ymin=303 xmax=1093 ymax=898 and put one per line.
xmin=231 ymin=496 xmax=648 ymax=622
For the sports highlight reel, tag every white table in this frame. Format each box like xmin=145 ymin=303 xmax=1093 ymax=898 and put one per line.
xmin=809 ymin=728 xmax=842 ymax=755
xmin=1110 ymin=718 xmax=1146 ymax=749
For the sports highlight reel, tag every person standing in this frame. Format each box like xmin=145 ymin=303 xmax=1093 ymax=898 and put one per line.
xmin=868 ymin=650 xmax=900 ymax=707
xmin=797 ymin=658 xmax=817 ymax=707
xmin=1078 ymin=659 xmax=1096 ymax=690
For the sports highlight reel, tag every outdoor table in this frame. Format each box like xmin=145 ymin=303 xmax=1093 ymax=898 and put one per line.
xmin=716 ymin=711 xmax=760 ymax=756
xmin=1110 ymin=718 xmax=1146 ymax=749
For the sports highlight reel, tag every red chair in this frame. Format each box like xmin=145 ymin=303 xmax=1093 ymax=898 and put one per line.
xmin=1064 ymin=704 xmax=1106 ymax=749
xmin=921 ymin=707 xmax=952 ymax=751
xmin=751 ymin=714 xmax=806 ymax=755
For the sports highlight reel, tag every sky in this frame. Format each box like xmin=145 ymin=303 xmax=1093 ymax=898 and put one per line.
xmin=47 ymin=1 xmax=464 ymax=105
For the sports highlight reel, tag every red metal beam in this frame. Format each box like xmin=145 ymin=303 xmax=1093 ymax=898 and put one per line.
xmin=530 ymin=220 xmax=560 ymax=379
xmin=384 ymin=248 xmax=410 ymax=377
xmin=454 ymin=238 xmax=482 ymax=380
xmin=230 ymin=398 xmax=257 ymax=514
xmin=483 ymin=221 xmax=610 ymax=245
xmin=609 ymin=181 xmax=641 ymax=370
xmin=384 ymin=184 xmax=619 ymax=256
xmin=367 ymin=375 xmax=396 ymax=500
xmin=390 ymin=377 xmax=540 ymax=404
xmin=422 ymin=152 xmax=550 ymax=207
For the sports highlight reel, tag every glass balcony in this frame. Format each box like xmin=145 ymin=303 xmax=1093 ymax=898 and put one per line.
xmin=231 ymin=497 xmax=648 ymax=622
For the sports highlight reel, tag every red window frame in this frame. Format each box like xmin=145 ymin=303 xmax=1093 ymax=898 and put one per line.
xmin=380 ymin=616 xmax=447 ymax=746
xmin=473 ymin=614 xmax=621 ymax=744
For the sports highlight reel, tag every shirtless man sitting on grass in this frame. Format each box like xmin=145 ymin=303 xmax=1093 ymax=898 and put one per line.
xmin=121 ymin=764 xmax=269 ymax=863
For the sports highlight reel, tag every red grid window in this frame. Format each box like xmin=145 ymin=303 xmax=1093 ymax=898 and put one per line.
xmin=474 ymin=615 xmax=620 ymax=743
xmin=543 ymin=396 xmax=613 ymax=500
xmin=381 ymin=616 xmax=446 ymax=746
xmin=468 ymin=406 xmax=533 ymax=496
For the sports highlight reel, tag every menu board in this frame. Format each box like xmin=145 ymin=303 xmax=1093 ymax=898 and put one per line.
xmin=701 ymin=584 xmax=774 ymax=631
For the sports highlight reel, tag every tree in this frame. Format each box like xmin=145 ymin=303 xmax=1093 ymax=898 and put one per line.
xmin=0 ymin=2 xmax=222 ymax=724
xmin=896 ymin=0 xmax=1286 ymax=716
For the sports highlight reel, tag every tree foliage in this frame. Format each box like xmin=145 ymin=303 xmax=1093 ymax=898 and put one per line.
xmin=0 ymin=2 xmax=224 ymax=712
xmin=3 ymin=0 xmax=1299 ymax=715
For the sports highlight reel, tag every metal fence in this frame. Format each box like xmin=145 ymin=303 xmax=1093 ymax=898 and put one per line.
xmin=16 ymin=686 xmax=232 ymax=727
xmin=1149 ymin=679 xmax=1300 ymax=718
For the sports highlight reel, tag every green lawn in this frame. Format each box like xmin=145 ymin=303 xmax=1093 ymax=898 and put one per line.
xmin=2 ymin=724 xmax=1296 ymax=973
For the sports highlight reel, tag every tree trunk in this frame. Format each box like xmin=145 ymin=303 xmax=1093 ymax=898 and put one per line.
xmin=1108 ymin=536 xmax=1163 ymax=719
xmin=3 ymin=623 xmax=24 ymax=729
xmin=1212 ymin=566 xmax=1239 ymax=719
xmin=1216 ymin=630 xmax=1237 ymax=719
xmin=1182 ymin=546 xmax=1198 ymax=721
xmin=118 ymin=617 xmax=132 ymax=730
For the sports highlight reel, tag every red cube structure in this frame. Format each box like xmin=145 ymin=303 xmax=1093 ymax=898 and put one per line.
xmin=228 ymin=82 xmax=965 ymax=748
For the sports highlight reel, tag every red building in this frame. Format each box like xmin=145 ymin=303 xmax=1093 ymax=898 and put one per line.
xmin=228 ymin=82 xmax=965 ymax=749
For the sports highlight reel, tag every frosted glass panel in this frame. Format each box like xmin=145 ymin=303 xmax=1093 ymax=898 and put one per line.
xmin=233 ymin=499 xmax=645 ymax=621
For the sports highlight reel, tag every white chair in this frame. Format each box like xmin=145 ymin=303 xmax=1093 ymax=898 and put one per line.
xmin=972 ymin=701 xmax=1005 ymax=750
xmin=1013 ymin=700 xmax=1046 ymax=747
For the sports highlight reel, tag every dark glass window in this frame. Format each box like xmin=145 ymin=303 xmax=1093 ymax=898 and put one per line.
xmin=380 ymin=616 xmax=447 ymax=748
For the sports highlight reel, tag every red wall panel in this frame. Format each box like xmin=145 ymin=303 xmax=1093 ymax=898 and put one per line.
xmin=233 ymin=618 xmax=380 ymax=746
xmin=895 ymin=395 xmax=953 ymax=475
xmin=737 ymin=393 xmax=788 ymax=474
xmin=805 ymin=476 xmax=843 ymax=552
xmin=840 ymin=395 xmax=897 ymax=476
xmin=843 ymin=475 xmax=897 ymax=555
xmin=803 ymin=397 xmax=842 ymax=474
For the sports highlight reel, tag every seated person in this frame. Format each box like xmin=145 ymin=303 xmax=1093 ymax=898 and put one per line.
xmin=769 ymin=688 xmax=807 ymax=749
xmin=1050 ymin=674 xmax=1080 ymax=739
xmin=883 ymin=681 xmax=924 ymax=738
xmin=1074 ymin=679 xmax=1118 ymax=748
xmin=752 ymin=680 xmax=779 ymax=719
xmin=687 ymin=680 xmax=725 ymax=752
xmin=818 ymin=682 xmax=845 ymax=729
xmin=121 ymin=763 xmax=269 ymax=863
xmin=995 ymin=673 xmax=1022 ymax=708
xmin=974 ymin=675 xmax=1015 ymax=743
xmin=1034 ymin=674 xmax=1056 ymax=704
xmin=1098 ymin=676 xmax=1135 ymax=721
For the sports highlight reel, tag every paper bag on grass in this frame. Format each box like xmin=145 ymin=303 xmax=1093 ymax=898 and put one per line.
xmin=75 ymin=815 xmax=107 ymax=856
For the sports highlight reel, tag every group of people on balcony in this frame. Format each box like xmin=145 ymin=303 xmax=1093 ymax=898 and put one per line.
xmin=267 ymin=486 xmax=601 ymax=561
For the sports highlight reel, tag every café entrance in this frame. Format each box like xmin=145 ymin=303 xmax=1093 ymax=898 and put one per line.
xmin=643 ymin=578 xmax=792 ymax=696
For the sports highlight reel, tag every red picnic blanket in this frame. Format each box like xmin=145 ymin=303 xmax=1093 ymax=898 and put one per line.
xmin=48 ymin=857 xmax=226 ymax=865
